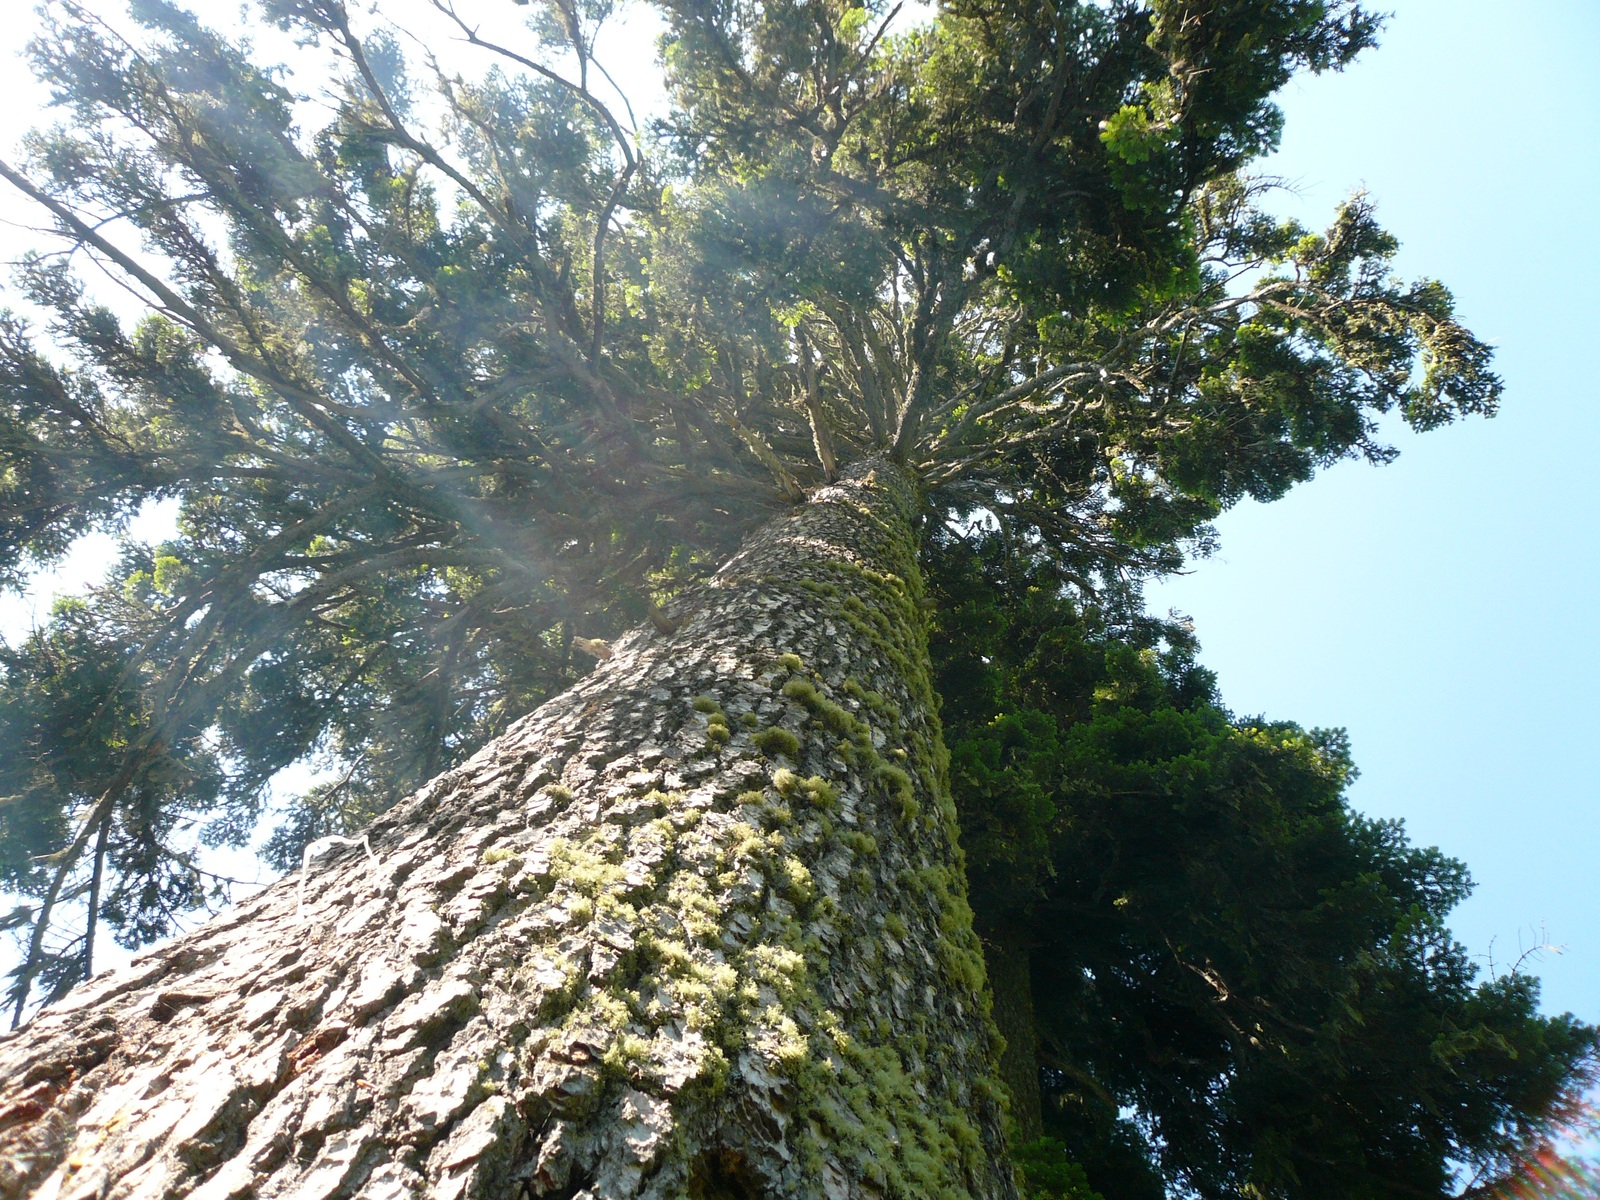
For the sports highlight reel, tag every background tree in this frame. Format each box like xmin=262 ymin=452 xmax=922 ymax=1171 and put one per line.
xmin=927 ymin=540 xmax=1599 ymax=1200
xmin=0 ymin=0 xmax=1564 ymax=1197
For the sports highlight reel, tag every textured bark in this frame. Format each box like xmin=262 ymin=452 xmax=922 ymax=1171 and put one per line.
xmin=0 ymin=462 xmax=1017 ymax=1200
xmin=979 ymin=927 xmax=1041 ymax=1146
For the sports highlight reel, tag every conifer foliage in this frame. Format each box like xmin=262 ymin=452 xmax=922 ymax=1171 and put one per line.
xmin=928 ymin=540 xmax=1598 ymax=1200
xmin=0 ymin=0 xmax=1582 ymax=1196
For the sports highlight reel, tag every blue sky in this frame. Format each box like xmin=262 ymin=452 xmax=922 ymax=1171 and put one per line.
xmin=1146 ymin=0 xmax=1600 ymax=1025
xmin=0 ymin=0 xmax=1594 ymax=1035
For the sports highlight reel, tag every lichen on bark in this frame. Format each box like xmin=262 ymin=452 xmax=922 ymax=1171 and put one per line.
xmin=0 ymin=461 xmax=1016 ymax=1200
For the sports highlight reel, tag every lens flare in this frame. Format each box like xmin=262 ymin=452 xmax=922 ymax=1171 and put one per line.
xmin=1484 ymin=1147 xmax=1600 ymax=1199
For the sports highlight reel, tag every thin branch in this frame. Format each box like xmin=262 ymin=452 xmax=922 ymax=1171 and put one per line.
xmin=794 ymin=329 xmax=839 ymax=481
xmin=425 ymin=2 xmax=643 ymax=361
xmin=716 ymin=399 xmax=806 ymax=501
xmin=82 ymin=815 xmax=110 ymax=982
xmin=0 ymin=157 xmax=394 ymax=479
xmin=10 ymin=765 xmax=139 ymax=1029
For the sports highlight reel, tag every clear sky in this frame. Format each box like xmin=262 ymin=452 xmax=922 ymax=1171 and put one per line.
xmin=0 ymin=0 xmax=1594 ymax=1038
xmin=1146 ymin=0 xmax=1600 ymax=1029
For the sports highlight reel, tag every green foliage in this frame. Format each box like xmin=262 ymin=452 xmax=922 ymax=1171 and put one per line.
xmin=928 ymin=538 xmax=1599 ymax=1200
xmin=0 ymin=582 xmax=228 ymax=1014
xmin=1014 ymin=1137 xmax=1105 ymax=1200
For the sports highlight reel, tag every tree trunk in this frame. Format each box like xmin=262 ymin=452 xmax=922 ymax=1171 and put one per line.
xmin=0 ymin=462 xmax=1018 ymax=1200
xmin=980 ymin=925 xmax=1042 ymax=1146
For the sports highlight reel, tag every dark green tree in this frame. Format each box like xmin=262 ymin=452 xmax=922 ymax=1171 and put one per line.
xmin=0 ymin=1 xmax=1552 ymax=1197
xmin=928 ymin=539 xmax=1598 ymax=1200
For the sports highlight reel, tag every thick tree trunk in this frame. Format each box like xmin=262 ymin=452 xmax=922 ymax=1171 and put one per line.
xmin=980 ymin=926 xmax=1042 ymax=1147
xmin=0 ymin=462 xmax=1017 ymax=1200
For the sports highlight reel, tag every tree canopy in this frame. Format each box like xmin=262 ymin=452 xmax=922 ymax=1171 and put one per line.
xmin=0 ymin=0 xmax=1585 ymax=1196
